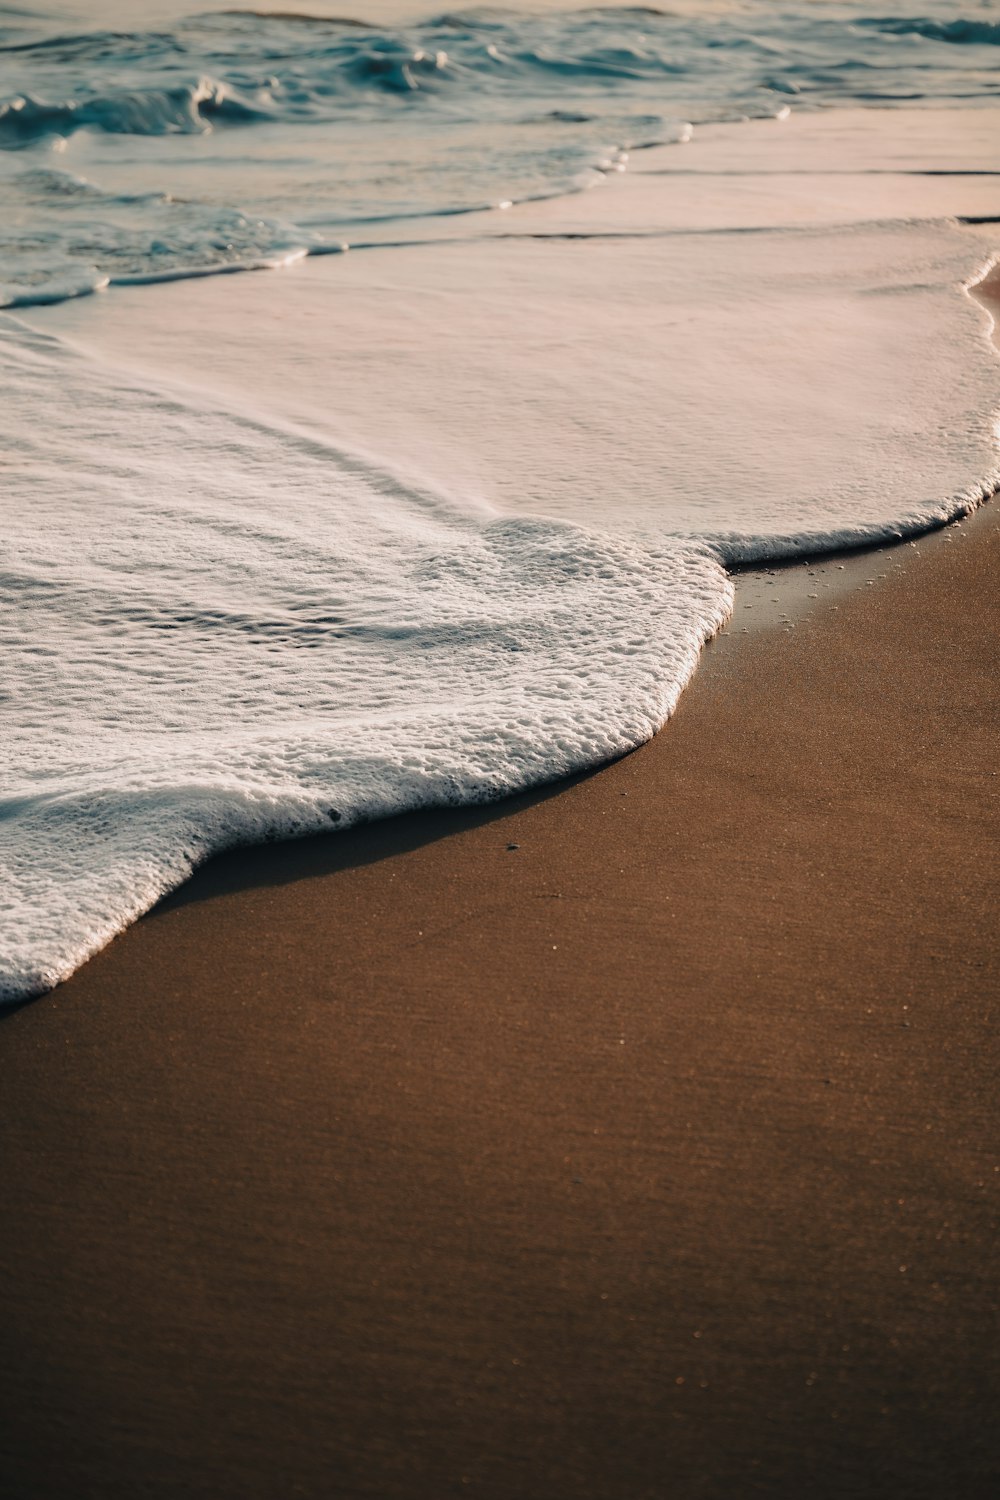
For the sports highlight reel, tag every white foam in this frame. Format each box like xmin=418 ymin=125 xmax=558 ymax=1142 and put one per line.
xmin=0 ymin=316 xmax=731 ymax=1000
xmin=58 ymin=193 xmax=999 ymax=563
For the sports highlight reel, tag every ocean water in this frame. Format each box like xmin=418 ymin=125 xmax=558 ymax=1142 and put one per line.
xmin=2 ymin=1 xmax=999 ymax=1000
xmin=3 ymin=1 xmax=1000 ymax=306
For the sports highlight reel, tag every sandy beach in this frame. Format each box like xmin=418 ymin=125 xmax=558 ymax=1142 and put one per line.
xmin=3 ymin=8 xmax=1000 ymax=1490
xmin=2 ymin=494 xmax=997 ymax=1498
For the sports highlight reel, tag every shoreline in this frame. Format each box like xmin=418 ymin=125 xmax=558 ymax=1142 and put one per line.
xmin=2 ymin=490 xmax=997 ymax=1499
xmin=8 ymin=104 xmax=996 ymax=1010
xmin=2 ymin=90 xmax=998 ymax=1499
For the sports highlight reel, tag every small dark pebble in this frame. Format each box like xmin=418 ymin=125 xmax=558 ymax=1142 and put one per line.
xmin=507 ymin=843 xmax=520 ymax=851
xmin=326 ymin=808 xmax=342 ymax=823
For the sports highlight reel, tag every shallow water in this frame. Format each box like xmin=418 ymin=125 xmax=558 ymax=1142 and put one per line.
xmin=3 ymin=1 xmax=999 ymax=306
xmin=2 ymin=3 xmax=999 ymax=1000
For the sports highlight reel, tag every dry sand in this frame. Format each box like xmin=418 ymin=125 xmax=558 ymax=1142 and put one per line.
xmin=1 ymin=495 xmax=997 ymax=1499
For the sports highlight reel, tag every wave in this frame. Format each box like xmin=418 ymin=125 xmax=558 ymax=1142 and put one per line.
xmin=0 ymin=157 xmax=317 ymax=309
xmin=0 ymin=77 xmax=271 ymax=144
xmin=2 ymin=3 xmax=998 ymax=304
xmin=0 ymin=314 xmax=732 ymax=1002
xmin=861 ymin=16 xmax=1000 ymax=47
xmin=3 ymin=213 xmax=999 ymax=999
xmin=3 ymin=5 xmax=999 ymax=148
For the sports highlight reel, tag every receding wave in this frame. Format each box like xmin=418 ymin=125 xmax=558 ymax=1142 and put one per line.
xmin=0 ymin=156 xmax=319 ymax=309
xmin=0 ymin=314 xmax=732 ymax=1002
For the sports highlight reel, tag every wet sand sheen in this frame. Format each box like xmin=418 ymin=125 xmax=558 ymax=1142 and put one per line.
xmin=1 ymin=500 xmax=997 ymax=1499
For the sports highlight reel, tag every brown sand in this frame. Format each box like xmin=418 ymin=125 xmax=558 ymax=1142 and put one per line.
xmin=1 ymin=504 xmax=998 ymax=1500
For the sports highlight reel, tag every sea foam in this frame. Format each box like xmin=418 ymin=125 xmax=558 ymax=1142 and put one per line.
xmin=0 ymin=315 xmax=731 ymax=1000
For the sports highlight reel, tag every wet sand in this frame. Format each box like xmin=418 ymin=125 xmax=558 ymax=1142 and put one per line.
xmin=1 ymin=498 xmax=997 ymax=1499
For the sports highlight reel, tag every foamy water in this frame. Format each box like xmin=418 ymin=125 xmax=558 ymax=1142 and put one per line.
xmin=2 ymin=2 xmax=999 ymax=1000
xmin=3 ymin=1 xmax=999 ymax=307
